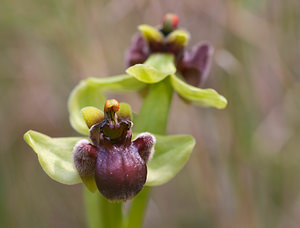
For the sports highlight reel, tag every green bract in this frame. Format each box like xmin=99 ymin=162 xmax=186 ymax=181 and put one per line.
xmin=24 ymin=130 xmax=195 ymax=187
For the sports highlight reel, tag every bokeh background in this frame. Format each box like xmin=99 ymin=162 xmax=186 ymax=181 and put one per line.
xmin=1 ymin=0 xmax=300 ymax=227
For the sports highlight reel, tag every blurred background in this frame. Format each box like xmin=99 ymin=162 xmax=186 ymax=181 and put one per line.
xmin=1 ymin=0 xmax=300 ymax=227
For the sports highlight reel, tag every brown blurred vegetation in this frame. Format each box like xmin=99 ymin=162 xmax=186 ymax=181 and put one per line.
xmin=1 ymin=0 xmax=300 ymax=227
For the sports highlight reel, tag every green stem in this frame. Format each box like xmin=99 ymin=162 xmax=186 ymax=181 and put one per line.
xmin=84 ymin=188 xmax=123 ymax=228
xmin=125 ymin=187 xmax=151 ymax=228
xmin=134 ymin=77 xmax=173 ymax=135
xmin=84 ymin=188 xmax=102 ymax=228
xmin=126 ymin=77 xmax=173 ymax=228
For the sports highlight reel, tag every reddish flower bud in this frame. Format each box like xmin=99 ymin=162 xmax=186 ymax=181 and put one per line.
xmin=162 ymin=13 xmax=179 ymax=35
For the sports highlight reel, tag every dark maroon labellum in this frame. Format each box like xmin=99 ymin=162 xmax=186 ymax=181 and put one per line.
xmin=73 ymin=100 xmax=155 ymax=201
xmin=95 ymin=142 xmax=147 ymax=201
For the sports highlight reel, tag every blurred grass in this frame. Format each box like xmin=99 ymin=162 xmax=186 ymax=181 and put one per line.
xmin=1 ymin=0 xmax=300 ymax=227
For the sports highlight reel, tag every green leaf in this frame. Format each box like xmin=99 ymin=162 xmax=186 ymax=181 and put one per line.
xmin=145 ymin=134 xmax=195 ymax=186
xmin=171 ymin=75 xmax=228 ymax=109
xmin=138 ymin=24 xmax=163 ymax=43
xmin=68 ymin=75 xmax=145 ymax=135
xmin=24 ymin=130 xmax=86 ymax=185
xmin=126 ymin=54 xmax=176 ymax=83
xmin=166 ymin=30 xmax=190 ymax=47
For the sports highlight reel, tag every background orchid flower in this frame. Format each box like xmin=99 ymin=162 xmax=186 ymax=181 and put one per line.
xmin=126 ymin=13 xmax=214 ymax=87
xmin=68 ymin=15 xmax=226 ymax=138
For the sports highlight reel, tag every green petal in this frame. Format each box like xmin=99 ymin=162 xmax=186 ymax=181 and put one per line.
xmin=166 ymin=29 xmax=190 ymax=47
xmin=138 ymin=24 xmax=163 ymax=43
xmin=81 ymin=106 xmax=104 ymax=129
xmin=68 ymin=75 xmax=145 ymax=135
xmin=145 ymin=134 xmax=195 ymax=186
xmin=171 ymin=75 xmax=228 ymax=109
xmin=117 ymin=102 xmax=133 ymax=120
xmin=24 ymin=130 xmax=86 ymax=185
xmin=126 ymin=54 xmax=176 ymax=83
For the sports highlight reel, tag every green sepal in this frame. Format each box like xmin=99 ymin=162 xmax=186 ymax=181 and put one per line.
xmin=171 ymin=74 xmax=228 ymax=109
xmin=68 ymin=81 xmax=106 ymax=135
xmin=86 ymin=75 xmax=145 ymax=91
xmin=166 ymin=29 xmax=190 ymax=47
xmin=81 ymin=106 xmax=104 ymax=129
xmin=145 ymin=134 xmax=195 ymax=186
xmin=24 ymin=130 xmax=85 ymax=185
xmin=117 ymin=102 xmax=133 ymax=120
xmin=68 ymin=75 xmax=145 ymax=135
xmin=126 ymin=54 xmax=176 ymax=84
xmin=138 ymin=24 xmax=163 ymax=43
